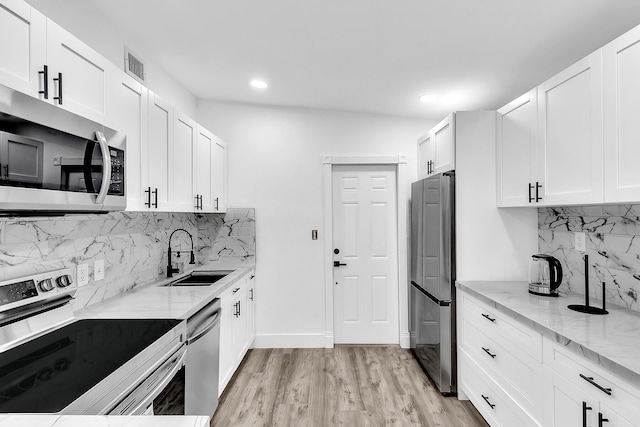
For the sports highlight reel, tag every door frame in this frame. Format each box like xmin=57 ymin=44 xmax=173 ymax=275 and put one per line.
xmin=322 ymin=155 xmax=408 ymax=348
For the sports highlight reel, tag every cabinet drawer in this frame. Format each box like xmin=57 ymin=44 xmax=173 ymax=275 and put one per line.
xmin=460 ymin=292 xmax=542 ymax=361
xmin=460 ymin=350 xmax=539 ymax=427
xmin=461 ymin=315 xmax=542 ymax=416
xmin=545 ymin=339 xmax=640 ymax=411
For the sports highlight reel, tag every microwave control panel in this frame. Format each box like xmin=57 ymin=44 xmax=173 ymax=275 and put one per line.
xmin=108 ymin=147 xmax=125 ymax=196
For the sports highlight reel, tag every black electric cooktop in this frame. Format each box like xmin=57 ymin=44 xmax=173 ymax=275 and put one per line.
xmin=0 ymin=318 xmax=179 ymax=413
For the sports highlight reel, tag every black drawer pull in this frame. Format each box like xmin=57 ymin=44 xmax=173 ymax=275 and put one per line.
xmin=481 ymin=313 xmax=496 ymax=322
xmin=38 ymin=65 xmax=48 ymax=99
xmin=232 ymin=287 xmax=240 ymax=294
xmin=482 ymin=347 xmax=496 ymax=358
xmin=583 ymin=402 xmax=592 ymax=427
xmin=528 ymin=183 xmax=534 ymax=203
xmin=599 ymin=412 xmax=609 ymax=426
xmin=481 ymin=394 xmax=495 ymax=409
xmin=580 ymin=374 xmax=612 ymax=396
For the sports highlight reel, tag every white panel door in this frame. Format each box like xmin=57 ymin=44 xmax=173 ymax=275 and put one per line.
xmin=604 ymin=26 xmax=640 ymax=202
xmin=0 ymin=1 xmax=46 ymax=98
xmin=146 ymin=91 xmax=172 ymax=211
xmin=172 ymin=112 xmax=196 ymax=212
xmin=46 ymin=20 xmax=110 ymax=123
xmin=497 ymin=89 xmax=538 ymax=207
xmin=538 ymin=51 xmax=604 ymax=205
xmin=195 ymin=125 xmax=213 ymax=212
xmin=332 ymin=164 xmax=399 ymax=344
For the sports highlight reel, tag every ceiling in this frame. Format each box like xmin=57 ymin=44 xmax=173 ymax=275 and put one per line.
xmin=84 ymin=0 xmax=640 ymax=120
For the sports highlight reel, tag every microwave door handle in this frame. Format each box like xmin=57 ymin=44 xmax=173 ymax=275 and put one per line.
xmin=94 ymin=131 xmax=112 ymax=204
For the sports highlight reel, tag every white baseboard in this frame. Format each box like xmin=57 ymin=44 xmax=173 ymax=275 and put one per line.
xmin=253 ymin=333 xmax=326 ymax=348
xmin=400 ymin=331 xmax=410 ymax=349
xmin=324 ymin=333 xmax=334 ymax=348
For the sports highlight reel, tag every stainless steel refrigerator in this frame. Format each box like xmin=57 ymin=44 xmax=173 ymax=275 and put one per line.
xmin=410 ymin=171 xmax=456 ymax=395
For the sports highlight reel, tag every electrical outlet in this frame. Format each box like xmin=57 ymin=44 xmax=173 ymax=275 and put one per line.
xmin=77 ymin=263 xmax=89 ymax=287
xmin=94 ymin=259 xmax=105 ymax=281
xmin=575 ymin=232 xmax=587 ymax=252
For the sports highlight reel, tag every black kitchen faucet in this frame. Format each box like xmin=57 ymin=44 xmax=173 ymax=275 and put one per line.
xmin=167 ymin=228 xmax=196 ymax=277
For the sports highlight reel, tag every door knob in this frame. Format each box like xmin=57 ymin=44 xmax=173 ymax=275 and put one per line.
xmin=333 ymin=261 xmax=347 ymax=267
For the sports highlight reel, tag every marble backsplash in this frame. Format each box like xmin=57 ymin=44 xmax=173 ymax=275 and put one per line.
xmin=0 ymin=208 xmax=255 ymax=311
xmin=539 ymin=205 xmax=640 ymax=312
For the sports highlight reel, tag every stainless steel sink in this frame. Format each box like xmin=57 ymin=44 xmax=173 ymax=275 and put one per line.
xmin=165 ymin=270 xmax=234 ymax=286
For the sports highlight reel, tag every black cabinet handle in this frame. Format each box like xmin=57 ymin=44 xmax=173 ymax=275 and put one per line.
xmin=535 ymin=182 xmax=542 ymax=202
xmin=249 ymin=288 xmax=254 ymax=301
xmin=238 ymin=300 xmax=241 ymax=316
xmin=482 ymin=347 xmax=496 ymax=359
xmin=583 ymin=402 xmax=592 ymax=427
xmin=215 ymin=197 xmax=219 ymax=211
xmin=481 ymin=394 xmax=495 ymax=409
xmin=481 ymin=313 xmax=496 ymax=322
xmin=194 ymin=195 xmax=199 ymax=209
xmin=144 ymin=187 xmax=151 ymax=208
xmin=53 ymin=72 xmax=63 ymax=105
xmin=38 ymin=65 xmax=48 ymax=99
xmin=232 ymin=287 xmax=240 ymax=294
xmin=333 ymin=261 xmax=347 ymax=267
xmin=528 ymin=183 xmax=534 ymax=203
xmin=234 ymin=302 xmax=239 ymax=317
xmin=152 ymin=188 xmax=158 ymax=208
xmin=598 ymin=413 xmax=609 ymax=426
xmin=580 ymin=374 xmax=612 ymax=396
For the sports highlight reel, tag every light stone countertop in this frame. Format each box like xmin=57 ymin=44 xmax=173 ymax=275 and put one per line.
xmin=76 ymin=261 xmax=254 ymax=320
xmin=457 ymin=280 xmax=640 ymax=387
xmin=0 ymin=415 xmax=209 ymax=427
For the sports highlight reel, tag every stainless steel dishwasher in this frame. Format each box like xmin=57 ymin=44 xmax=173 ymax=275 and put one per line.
xmin=185 ymin=298 xmax=222 ymax=416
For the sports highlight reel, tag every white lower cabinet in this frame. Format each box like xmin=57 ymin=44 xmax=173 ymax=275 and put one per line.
xmin=218 ymin=270 xmax=256 ymax=397
xmin=459 ymin=289 xmax=640 ymax=427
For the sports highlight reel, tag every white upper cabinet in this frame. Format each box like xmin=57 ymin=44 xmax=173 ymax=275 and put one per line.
xmin=497 ymin=89 xmax=539 ymax=207
xmin=211 ymin=135 xmax=226 ymax=212
xmin=604 ymin=25 xmax=640 ymax=203
xmin=432 ymin=113 xmax=455 ymax=175
xmin=417 ymin=113 xmax=455 ymax=179
xmin=0 ymin=0 xmax=46 ymax=98
xmin=146 ymin=92 xmax=173 ymax=211
xmin=171 ymin=111 xmax=196 ymax=212
xmin=195 ymin=125 xmax=213 ymax=212
xmin=107 ymin=72 xmax=148 ymax=211
xmin=46 ymin=20 xmax=111 ymax=124
xmin=537 ymin=51 xmax=604 ymax=206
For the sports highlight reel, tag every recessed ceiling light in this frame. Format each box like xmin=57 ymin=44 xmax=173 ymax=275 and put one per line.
xmin=251 ymin=80 xmax=268 ymax=89
xmin=419 ymin=94 xmax=438 ymax=103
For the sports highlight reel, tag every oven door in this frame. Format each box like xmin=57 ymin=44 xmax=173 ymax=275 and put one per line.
xmin=108 ymin=344 xmax=187 ymax=416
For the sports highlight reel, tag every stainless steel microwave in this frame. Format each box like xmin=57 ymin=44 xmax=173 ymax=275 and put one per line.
xmin=0 ymin=83 xmax=125 ymax=214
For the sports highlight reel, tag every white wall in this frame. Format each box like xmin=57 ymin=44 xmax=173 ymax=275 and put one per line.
xmin=455 ymin=111 xmax=538 ymax=281
xmin=25 ymin=0 xmax=197 ymax=116
xmin=197 ymin=100 xmax=428 ymax=347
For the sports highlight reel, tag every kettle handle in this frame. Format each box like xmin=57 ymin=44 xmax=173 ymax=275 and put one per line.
xmin=549 ymin=257 xmax=563 ymax=291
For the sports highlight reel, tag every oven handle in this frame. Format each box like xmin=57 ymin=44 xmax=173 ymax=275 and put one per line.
xmin=94 ymin=131 xmax=112 ymax=204
xmin=117 ymin=344 xmax=188 ymax=415
xmin=187 ymin=310 xmax=220 ymax=345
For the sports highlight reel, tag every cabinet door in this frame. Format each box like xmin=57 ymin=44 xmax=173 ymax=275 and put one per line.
xmin=109 ymin=73 xmax=147 ymax=211
xmin=247 ymin=274 xmax=255 ymax=345
xmin=218 ymin=294 xmax=234 ymax=397
xmin=211 ymin=136 xmax=226 ymax=212
xmin=146 ymin=92 xmax=172 ymax=211
xmin=417 ymin=132 xmax=433 ymax=179
xmin=195 ymin=125 xmax=213 ymax=212
xmin=46 ymin=20 xmax=110 ymax=123
xmin=0 ymin=1 xmax=46 ymax=98
xmin=172 ymin=112 xmax=196 ymax=212
xmin=497 ymin=89 xmax=538 ymax=207
xmin=232 ymin=287 xmax=249 ymax=364
xmin=600 ymin=402 xmax=640 ymax=427
xmin=547 ymin=371 xmax=598 ymax=427
xmin=538 ymin=51 xmax=604 ymax=205
xmin=604 ymin=26 xmax=640 ymax=202
xmin=432 ymin=113 xmax=455 ymax=175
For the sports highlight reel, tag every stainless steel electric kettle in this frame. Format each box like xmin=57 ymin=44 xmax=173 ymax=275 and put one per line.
xmin=528 ymin=254 xmax=563 ymax=297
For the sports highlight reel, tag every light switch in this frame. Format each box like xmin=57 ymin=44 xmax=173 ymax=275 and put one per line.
xmin=94 ymin=259 xmax=105 ymax=281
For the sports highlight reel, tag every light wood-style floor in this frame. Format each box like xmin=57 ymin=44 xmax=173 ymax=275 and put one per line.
xmin=212 ymin=346 xmax=488 ymax=426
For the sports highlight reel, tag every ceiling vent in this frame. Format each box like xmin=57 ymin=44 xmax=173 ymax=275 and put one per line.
xmin=124 ymin=47 xmax=146 ymax=84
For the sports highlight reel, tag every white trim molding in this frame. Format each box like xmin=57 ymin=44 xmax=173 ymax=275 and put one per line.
xmin=322 ymin=154 xmax=409 ymax=349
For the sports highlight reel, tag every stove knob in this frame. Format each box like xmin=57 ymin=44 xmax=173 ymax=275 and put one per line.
xmin=56 ymin=274 xmax=73 ymax=288
xmin=38 ymin=279 xmax=54 ymax=292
